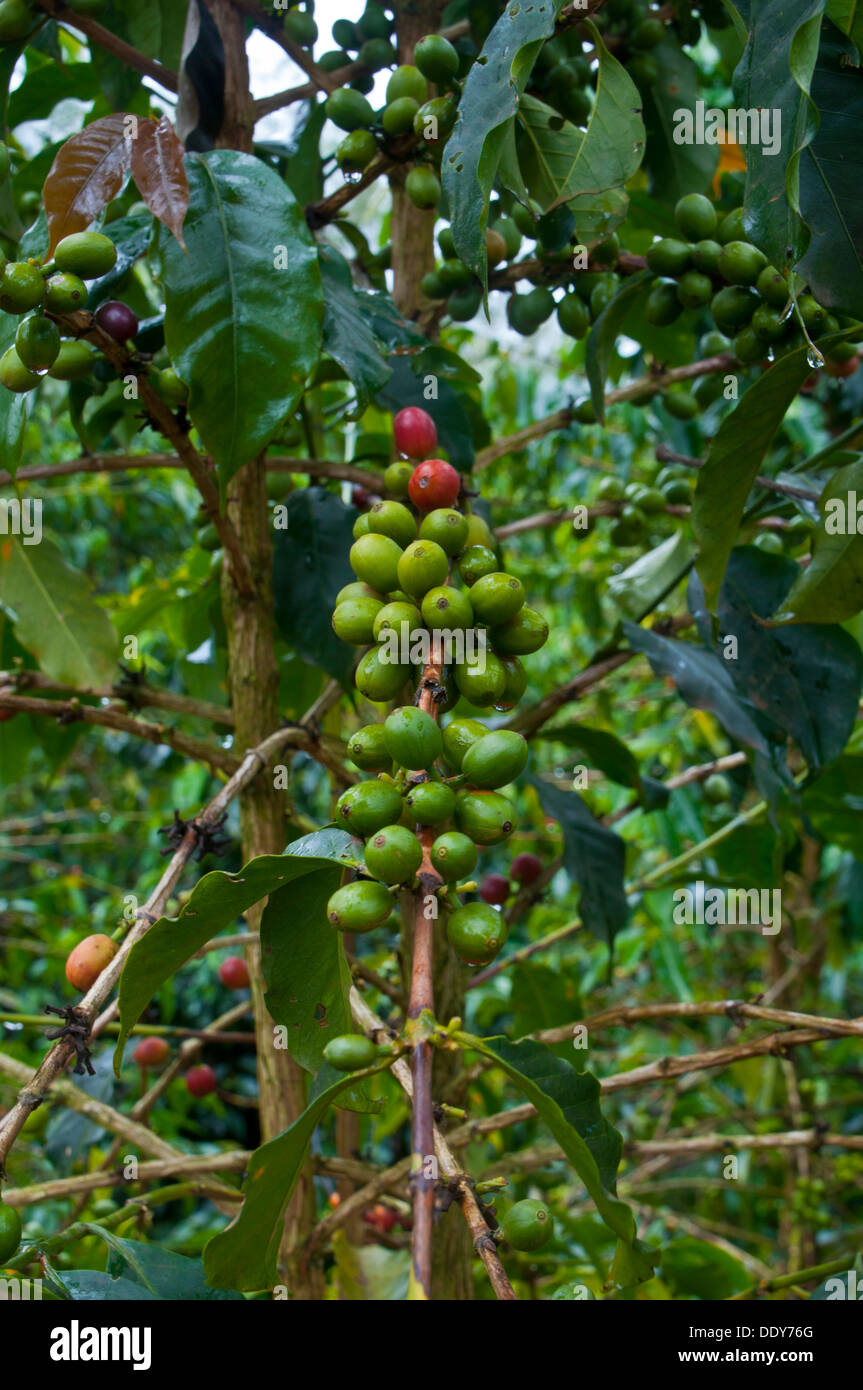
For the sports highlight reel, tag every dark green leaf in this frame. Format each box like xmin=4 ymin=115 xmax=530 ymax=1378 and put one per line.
xmin=272 ymin=487 xmax=358 ymax=684
xmin=641 ymin=38 xmax=720 ymax=200
xmin=442 ymin=0 xmax=561 ymax=289
xmin=660 ymin=1237 xmax=750 ymax=1299
xmin=320 ymin=246 xmax=392 ymax=413
xmin=97 ymin=1234 xmax=243 ymax=1300
xmin=525 ymin=772 xmax=629 ymax=949
xmin=586 ymin=270 xmax=651 ymax=421
xmin=159 ymin=150 xmax=323 ymax=497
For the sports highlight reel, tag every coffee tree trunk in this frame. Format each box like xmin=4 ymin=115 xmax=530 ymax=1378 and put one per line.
xmin=211 ymin=0 xmax=321 ymax=1300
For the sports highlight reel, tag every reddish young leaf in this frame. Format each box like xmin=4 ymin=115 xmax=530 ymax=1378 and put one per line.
xmin=44 ymin=114 xmax=132 ymax=258
xmin=130 ymin=116 xmax=189 ymax=248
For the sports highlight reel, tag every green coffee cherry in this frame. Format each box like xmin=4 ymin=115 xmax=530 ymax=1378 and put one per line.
xmin=327 ymin=879 xmax=394 ymax=931
xmin=404 ymin=780 xmax=456 ymax=825
xmin=718 ymin=240 xmax=766 ymax=286
xmin=507 ymin=287 xmax=555 ymax=335
xmin=414 ymin=96 xmax=457 ymax=143
xmin=756 ymin=265 xmax=789 ymax=308
xmin=43 ymin=271 xmax=87 ymax=313
xmin=414 ymin=33 xmax=459 ymax=83
xmin=663 ymin=389 xmax=699 ymax=420
xmin=332 ymin=596 xmax=384 ymax=645
xmin=646 ymin=238 xmax=692 ymax=276
xmin=446 ymin=901 xmax=508 ymax=965
xmin=15 ymin=314 xmax=59 ymax=371
xmin=337 ymin=581 xmax=382 ymax=604
xmin=501 ymin=1198 xmax=553 ymax=1251
xmin=674 ymin=193 xmax=717 ymax=240
xmin=354 ymin=646 xmax=413 ymax=702
xmin=677 ymin=271 xmax=712 ymax=310
xmin=350 ymin=533 xmax=403 ymax=592
xmin=492 ymin=217 xmax=522 ymax=260
xmin=373 ymin=600 xmax=422 ymax=641
xmin=717 ymin=207 xmax=748 ymax=244
xmin=420 ymin=585 xmax=474 ymax=630
xmin=48 ymin=339 xmax=95 ymax=381
xmin=645 ymin=281 xmax=682 ymax=327
xmin=430 ymin=830 xmax=477 ymax=881
xmin=353 ymin=514 xmax=371 ymax=539
xmin=448 ymin=283 xmax=482 ymax=322
xmin=337 ymin=129 xmax=377 ymax=173
xmin=384 ymin=460 xmax=414 ymax=495
xmin=499 ymin=655 xmax=527 ymax=706
xmin=454 ymin=653 xmax=507 ymax=707
xmin=556 ymin=292 xmax=590 ymax=339
xmin=397 ymin=539 xmax=449 ymax=599
xmin=0 ymin=345 xmax=38 ymax=392
xmin=323 ymin=1034 xmax=379 ymax=1071
xmin=490 ymin=606 xmax=548 ymax=656
xmin=386 ymin=64 xmax=427 ymax=104
xmin=461 ymin=730 xmax=528 ymax=789
xmin=0 ymin=261 xmax=44 ymax=314
xmin=364 ymin=823 xmax=423 ymax=883
xmin=455 ymin=789 xmax=515 ymax=845
xmin=383 ymin=705 xmax=442 ymax=769
xmin=468 ymin=572 xmax=525 ymax=625
xmin=332 ymin=19 xmax=359 ymax=50
xmin=459 ymin=545 xmax=498 ymax=586
xmin=711 ymin=285 xmax=758 ymax=332
xmin=368 ymin=499 xmax=417 ymax=548
xmin=405 ymin=166 xmax=441 ymax=209
xmin=418 ymin=507 xmax=469 ymax=556
xmin=325 ymin=87 xmax=375 ymax=131
xmin=54 ymin=232 xmax=117 ymax=278
xmin=383 ymin=97 xmax=420 ymax=136
xmin=347 ymin=724 xmax=391 ymax=770
xmin=336 ymin=781 xmax=404 ymax=837
xmin=438 ymin=257 xmax=474 ymax=292
xmin=703 ymin=771 xmax=732 ymax=803
xmin=441 ymin=717 xmax=487 ymax=770
xmin=751 ymin=304 xmax=787 ymax=342
xmin=691 ymin=239 xmax=722 ymax=273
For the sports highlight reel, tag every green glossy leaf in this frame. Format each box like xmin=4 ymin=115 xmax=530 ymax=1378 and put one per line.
xmin=533 ymin=721 xmax=669 ymax=811
xmin=56 ymin=1271 xmax=159 ymax=1301
xmin=94 ymin=1234 xmax=243 ymax=1300
xmin=510 ymin=962 xmax=580 ymax=1054
xmin=734 ymin=0 xmax=826 ymax=267
xmin=0 ymin=536 xmax=118 ymax=687
xmin=778 ymin=460 xmax=863 ymax=621
xmin=692 ymin=345 xmax=817 ymax=609
xmin=114 ymin=848 xmax=359 ymax=1071
xmin=796 ymin=22 xmax=863 ymax=316
xmin=272 ymin=486 xmax=358 ymax=684
xmin=826 ymin=0 xmax=863 ymax=48
xmin=661 ymin=1237 xmax=750 ymax=1299
xmin=461 ymin=1035 xmax=656 ymax=1287
xmin=204 ymin=1064 xmax=390 ymax=1291
xmin=801 ymin=754 xmax=863 ymax=850
xmin=159 ymin=150 xmax=323 ymax=496
xmin=606 ymin=529 xmax=693 ymax=619
xmin=516 ymin=26 xmax=643 ymax=221
xmin=690 ymin=548 xmax=863 ymax=770
xmin=585 ymin=270 xmax=651 ymax=421
xmin=442 ymin=0 xmax=562 ymax=289
xmin=525 ymin=772 xmax=629 ymax=949
xmin=641 ymin=38 xmax=719 ymax=201
xmin=320 ymin=247 xmax=391 ymax=414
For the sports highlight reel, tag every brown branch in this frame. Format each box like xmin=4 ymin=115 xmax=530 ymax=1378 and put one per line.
xmin=0 ymin=452 xmax=384 ymax=490
xmin=38 ymin=1 xmax=178 ymax=92
xmin=655 ymin=445 xmax=821 ymax=502
xmin=474 ymin=355 xmax=735 ymax=472
xmin=0 ymin=668 xmax=234 ymax=727
xmin=0 ymin=690 xmax=237 ymax=772
xmin=350 ymin=989 xmax=517 ymax=1301
xmin=2 ymin=1152 xmax=247 ymax=1207
xmin=534 ymin=1000 xmax=863 ymax=1046
xmin=0 ymin=711 xmax=346 ymax=1173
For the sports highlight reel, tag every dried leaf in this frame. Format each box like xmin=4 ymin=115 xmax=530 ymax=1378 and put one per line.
xmin=44 ymin=113 xmax=132 ymax=258
xmin=130 ymin=115 xmax=189 ymax=247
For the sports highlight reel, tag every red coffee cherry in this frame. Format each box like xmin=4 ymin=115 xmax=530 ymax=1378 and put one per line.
xmin=364 ymin=1203 xmax=398 ymax=1233
xmin=93 ymin=299 xmax=139 ymax=342
xmin=408 ymin=458 xmax=461 ymax=511
xmin=186 ymin=1064 xmax=217 ymax=1098
xmin=218 ymin=955 xmax=250 ymax=989
xmin=133 ymin=1036 xmax=170 ymax=1069
xmin=510 ymin=852 xmax=543 ymax=885
xmin=480 ymin=873 xmax=511 ymax=905
xmin=394 ymin=406 xmax=438 ymax=459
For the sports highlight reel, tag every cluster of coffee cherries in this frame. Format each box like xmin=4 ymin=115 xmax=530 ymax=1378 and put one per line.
xmin=0 ymin=224 xmax=187 ymax=405
xmin=324 ymin=29 xmax=461 ymax=211
xmin=325 ymin=405 xmax=548 ymax=973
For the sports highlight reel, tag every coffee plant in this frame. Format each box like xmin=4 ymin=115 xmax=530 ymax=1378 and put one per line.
xmin=0 ymin=0 xmax=862 ymax=1318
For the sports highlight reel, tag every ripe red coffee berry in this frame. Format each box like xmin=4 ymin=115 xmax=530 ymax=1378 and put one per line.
xmin=186 ymin=1064 xmax=217 ymax=1098
xmin=218 ymin=955 xmax=250 ymax=989
xmin=94 ymin=300 xmax=139 ymax=342
xmin=408 ymin=458 xmax=461 ymax=511
xmin=510 ymin=852 xmax=543 ymax=885
xmin=394 ymin=406 xmax=438 ymax=459
xmin=133 ymin=1036 xmax=170 ymax=1068
xmin=352 ymin=484 xmax=373 ymax=510
xmin=480 ymin=873 xmax=511 ymax=905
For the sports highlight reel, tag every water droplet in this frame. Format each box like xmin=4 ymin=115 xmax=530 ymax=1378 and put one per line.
xmin=807 ymin=345 xmax=825 ymax=370
xmin=766 ymin=347 xmax=775 ymax=362
xmin=778 ymin=302 xmax=794 ymax=324
xmin=343 ymin=170 xmax=363 ymax=186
